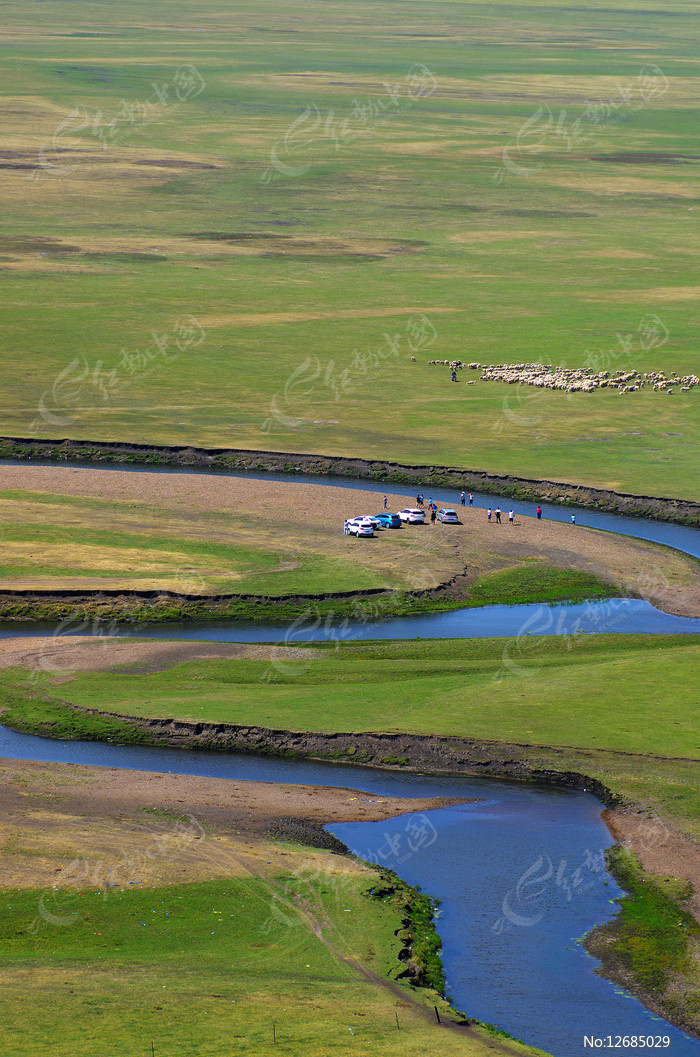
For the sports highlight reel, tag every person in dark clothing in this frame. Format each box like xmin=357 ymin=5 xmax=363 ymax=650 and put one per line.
xmin=430 ymin=507 xmax=437 ymax=523
xmin=495 ymin=507 xmax=501 ymax=524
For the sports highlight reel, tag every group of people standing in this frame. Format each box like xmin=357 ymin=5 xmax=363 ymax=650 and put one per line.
xmin=416 ymin=494 xmax=439 ymax=522
xmin=365 ymin=492 xmax=579 ymax=529
xmin=486 ymin=507 xmax=515 ymax=525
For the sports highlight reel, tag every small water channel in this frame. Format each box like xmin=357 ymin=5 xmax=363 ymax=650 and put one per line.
xmin=0 ymin=724 xmax=695 ymax=1057
xmin=1 ymin=598 xmax=700 ymax=647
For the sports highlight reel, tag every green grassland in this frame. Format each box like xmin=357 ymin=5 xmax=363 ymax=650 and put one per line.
xmin=3 ymin=632 xmax=699 ymax=1042
xmin=4 ymin=634 xmax=699 ymax=829
xmin=1 ymin=0 xmax=698 ymax=497
xmin=0 ymin=869 xmax=537 ymax=1057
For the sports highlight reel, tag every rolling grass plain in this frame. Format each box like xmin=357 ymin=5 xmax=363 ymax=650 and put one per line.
xmin=0 ymin=468 xmax=697 ymax=614
xmin=1 ymin=0 xmax=699 ymax=1049
xmin=1 ymin=0 xmax=699 ymax=497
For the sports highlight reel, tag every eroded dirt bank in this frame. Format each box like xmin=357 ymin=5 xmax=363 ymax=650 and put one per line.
xmin=71 ymin=707 xmax=623 ymax=800
xmin=40 ymin=705 xmax=700 ymax=926
xmin=2 ymin=435 xmax=698 ymax=525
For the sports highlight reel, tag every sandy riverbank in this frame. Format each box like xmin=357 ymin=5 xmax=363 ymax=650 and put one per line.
xmin=0 ymin=757 xmax=468 ymax=890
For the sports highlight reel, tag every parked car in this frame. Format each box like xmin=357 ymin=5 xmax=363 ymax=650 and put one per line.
xmin=347 ymin=520 xmax=374 ymax=536
xmin=437 ymin=509 xmax=460 ymax=523
xmin=352 ymin=514 xmax=381 ymax=529
xmin=375 ymin=512 xmax=402 ymax=528
xmin=398 ymin=508 xmax=426 ymax=523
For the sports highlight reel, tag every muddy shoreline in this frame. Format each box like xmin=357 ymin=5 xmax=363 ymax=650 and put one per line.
xmin=2 ymin=435 xmax=698 ymax=526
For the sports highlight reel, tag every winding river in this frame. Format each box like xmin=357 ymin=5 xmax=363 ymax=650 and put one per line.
xmin=0 ymin=461 xmax=698 ymax=1055
xmin=0 ymin=725 xmax=695 ymax=1057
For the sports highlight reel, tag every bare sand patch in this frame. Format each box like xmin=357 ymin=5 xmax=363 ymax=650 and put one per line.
xmin=604 ymin=809 xmax=700 ymax=927
xmin=0 ymin=637 xmax=320 ymax=674
xmin=0 ymin=758 xmax=464 ymax=889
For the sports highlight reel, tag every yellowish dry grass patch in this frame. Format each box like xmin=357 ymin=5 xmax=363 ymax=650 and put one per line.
xmin=449 ymin=229 xmax=562 ymax=243
xmin=198 ymin=305 xmax=458 ymax=328
xmin=541 ymin=174 xmax=698 ymax=198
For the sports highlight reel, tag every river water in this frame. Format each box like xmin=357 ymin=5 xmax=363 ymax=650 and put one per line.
xmin=0 ymin=461 xmax=698 ymax=1054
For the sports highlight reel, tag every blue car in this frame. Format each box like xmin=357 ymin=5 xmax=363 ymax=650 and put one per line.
xmin=375 ymin=512 xmax=402 ymax=528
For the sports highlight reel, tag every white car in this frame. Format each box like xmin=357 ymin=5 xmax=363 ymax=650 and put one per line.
xmin=353 ymin=514 xmax=381 ymax=529
xmin=347 ymin=519 xmax=374 ymax=536
xmin=398 ymin=508 xmax=426 ymax=523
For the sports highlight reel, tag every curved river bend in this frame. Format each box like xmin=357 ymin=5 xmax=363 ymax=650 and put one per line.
xmin=0 ymin=462 xmax=698 ymax=1055
xmin=0 ymin=725 xmax=695 ymax=1057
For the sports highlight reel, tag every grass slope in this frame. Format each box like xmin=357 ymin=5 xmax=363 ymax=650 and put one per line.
xmin=3 ymin=634 xmax=699 ymax=828
xmin=9 ymin=634 xmax=693 ymax=752
xmin=1 ymin=0 xmax=698 ymax=497
xmin=0 ymin=871 xmax=535 ymax=1057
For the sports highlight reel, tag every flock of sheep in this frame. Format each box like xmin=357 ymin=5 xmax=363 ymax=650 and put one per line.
xmin=426 ymin=360 xmax=700 ymax=395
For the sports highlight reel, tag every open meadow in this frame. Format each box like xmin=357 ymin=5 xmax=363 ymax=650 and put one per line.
xmin=2 ymin=631 xmax=699 ymax=1037
xmin=1 ymin=0 xmax=699 ymax=1050
xmin=3 ymin=634 xmax=698 ymax=833
xmin=1 ymin=0 xmax=698 ymax=497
